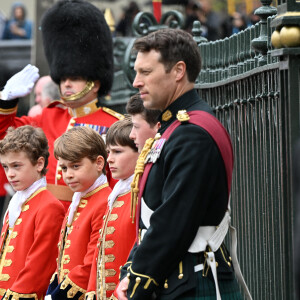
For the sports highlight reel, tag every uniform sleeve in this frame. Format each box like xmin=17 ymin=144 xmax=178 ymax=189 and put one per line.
xmin=66 ymin=203 xmax=107 ymax=290
xmin=9 ymin=200 xmax=65 ymax=299
xmin=127 ymin=124 xmax=228 ymax=298
xmin=0 ymin=99 xmax=42 ymax=139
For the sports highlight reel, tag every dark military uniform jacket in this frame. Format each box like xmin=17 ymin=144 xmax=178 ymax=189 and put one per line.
xmin=121 ymin=89 xmax=234 ymax=299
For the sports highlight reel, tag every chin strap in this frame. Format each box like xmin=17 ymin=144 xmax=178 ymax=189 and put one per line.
xmin=60 ymin=81 xmax=94 ymax=102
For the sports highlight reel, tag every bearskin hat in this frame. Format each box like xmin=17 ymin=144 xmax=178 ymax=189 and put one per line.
xmin=41 ymin=0 xmax=113 ymax=97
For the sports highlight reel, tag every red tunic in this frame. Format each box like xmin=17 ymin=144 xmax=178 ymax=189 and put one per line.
xmin=0 ymin=188 xmax=65 ymax=299
xmin=49 ymin=183 xmax=112 ymax=296
xmin=86 ymin=191 xmax=136 ymax=300
xmin=0 ymin=101 xmax=122 ymax=210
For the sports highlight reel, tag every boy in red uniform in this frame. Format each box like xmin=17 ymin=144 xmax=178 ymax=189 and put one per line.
xmin=46 ymin=126 xmax=112 ymax=300
xmin=86 ymin=118 xmax=139 ymax=300
xmin=0 ymin=125 xmax=65 ymax=300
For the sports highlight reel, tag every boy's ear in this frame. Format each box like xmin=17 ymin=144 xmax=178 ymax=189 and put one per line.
xmin=155 ymin=121 xmax=161 ymax=131
xmin=96 ymin=155 xmax=105 ymax=172
xmin=36 ymin=157 xmax=45 ymax=172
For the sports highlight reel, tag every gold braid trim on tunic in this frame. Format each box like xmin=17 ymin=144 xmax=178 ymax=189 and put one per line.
xmin=130 ymin=137 xmax=156 ymax=223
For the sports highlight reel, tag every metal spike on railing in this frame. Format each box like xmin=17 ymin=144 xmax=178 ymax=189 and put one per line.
xmin=249 ymin=26 xmax=256 ymax=70
xmin=237 ymin=32 xmax=244 ymax=75
xmin=224 ymin=37 xmax=229 ymax=79
xmin=244 ymin=27 xmax=251 ymax=72
xmin=192 ymin=20 xmax=207 ymax=45
xmin=254 ymin=23 xmax=261 ymax=67
xmin=251 ymin=0 xmax=277 ymax=66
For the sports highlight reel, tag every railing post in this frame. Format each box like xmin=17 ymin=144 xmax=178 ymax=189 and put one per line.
xmin=223 ymin=38 xmax=229 ymax=79
xmin=252 ymin=0 xmax=277 ymax=66
xmin=192 ymin=20 xmax=207 ymax=45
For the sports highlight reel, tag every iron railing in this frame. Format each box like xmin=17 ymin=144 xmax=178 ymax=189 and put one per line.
xmin=196 ymin=0 xmax=300 ymax=299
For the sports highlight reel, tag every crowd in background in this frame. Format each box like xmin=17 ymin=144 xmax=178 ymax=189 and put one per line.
xmin=0 ymin=2 xmax=32 ymax=40
xmin=0 ymin=0 xmax=261 ymax=41
xmin=113 ymin=0 xmax=261 ymax=40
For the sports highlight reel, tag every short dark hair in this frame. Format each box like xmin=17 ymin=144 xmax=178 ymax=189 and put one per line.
xmin=133 ymin=28 xmax=201 ymax=82
xmin=54 ymin=126 xmax=107 ymax=174
xmin=106 ymin=117 xmax=138 ymax=152
xmin=0 ymin=125 xmax=49 ymax=176
xmin=126 ymin=93 xmax=160 ymax=126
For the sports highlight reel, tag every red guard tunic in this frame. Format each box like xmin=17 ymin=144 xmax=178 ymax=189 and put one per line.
xmin=86 ymin=191 xmax=136 ymax=300
xmin=48 ymin=183 xmax=112 ymax=299
xmin=0 ymin=100 xmax=122 ymax=211
xmin=0 ymin=188 xmax=65 ymax=299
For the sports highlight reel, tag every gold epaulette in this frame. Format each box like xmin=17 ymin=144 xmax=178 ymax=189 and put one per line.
xmin=102 ymin=107 xmax=124 ymax=120
xmin=3 ymin=289 xmax=38 ymax=300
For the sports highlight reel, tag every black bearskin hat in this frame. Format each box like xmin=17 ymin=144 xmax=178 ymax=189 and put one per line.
xmin=41 ymin=0 xmax=113 ymax=97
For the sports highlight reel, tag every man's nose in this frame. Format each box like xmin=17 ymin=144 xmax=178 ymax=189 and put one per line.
xmin=133 ymin=74 xmax=143 ymax=89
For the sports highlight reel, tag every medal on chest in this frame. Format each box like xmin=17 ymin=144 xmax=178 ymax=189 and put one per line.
xmin=145 ymin=135 xmax=166 ymax=164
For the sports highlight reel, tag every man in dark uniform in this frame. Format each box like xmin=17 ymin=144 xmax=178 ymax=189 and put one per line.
xmin=116 ymin=28 xmax=245 ymax=300
xmin=0 ymin=0 xmax=122 ymax=210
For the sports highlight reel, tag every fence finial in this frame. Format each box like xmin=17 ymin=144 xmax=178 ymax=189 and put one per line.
xmin=251 ymin=0 xmax=277 ymax=66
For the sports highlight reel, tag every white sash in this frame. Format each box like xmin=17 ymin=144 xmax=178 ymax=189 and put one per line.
xmin=108 ymin=174 xmax=133 ymax=209
xmin=67 ymin=174 xmax=107 ymax=226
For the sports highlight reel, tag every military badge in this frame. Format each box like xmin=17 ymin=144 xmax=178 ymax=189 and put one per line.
xmin=145 ymin=137 xmax=166 ymax=164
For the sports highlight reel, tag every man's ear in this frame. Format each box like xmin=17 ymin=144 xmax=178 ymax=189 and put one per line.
xmin=96 ymin=155 xmax=105 ymax=172
xmin=174 ymin=61 xmax=186 ymax=82
xmin=93 ymin=80 xmax=101 ymax=93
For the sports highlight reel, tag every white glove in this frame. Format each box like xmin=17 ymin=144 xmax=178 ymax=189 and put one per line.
xmin=0 ymin=64 xmax=40 ymax=100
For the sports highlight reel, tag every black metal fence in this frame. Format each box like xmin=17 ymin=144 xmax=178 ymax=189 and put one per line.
xmin=196 ymin=0 xmax=300 ymax=299
xmin=110 ymin=0 xmax=300 ymax=298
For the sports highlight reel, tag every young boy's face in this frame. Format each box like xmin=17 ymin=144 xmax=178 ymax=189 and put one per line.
xmin=129 ymin=114 xmax=159 ymax=153
xmin=107 ymin=144 xmax=139 ymax=180
xmin=58 ymin=156 xmax=104 ymax=192
xmin=0 ymin=151 xmax=44 ymax=191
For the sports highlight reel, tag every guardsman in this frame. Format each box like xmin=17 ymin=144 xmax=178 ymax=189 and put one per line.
xmin=0 ymin=0 xmax=123 ymax=211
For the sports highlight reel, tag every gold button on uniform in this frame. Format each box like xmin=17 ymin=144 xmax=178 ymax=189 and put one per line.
xmin=56 ymin=174 xmax=62 ymax=180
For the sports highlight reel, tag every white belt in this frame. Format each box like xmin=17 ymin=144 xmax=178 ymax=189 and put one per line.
xmin=140 ymin=197 xmax=252 ymax=300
